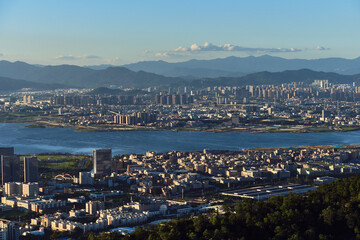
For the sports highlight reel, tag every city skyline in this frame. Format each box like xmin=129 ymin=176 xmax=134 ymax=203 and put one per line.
xmin=2 ymin=1 xmax=360 ymax=238
xmin=0 ymin=0 xmax=359 ymax=65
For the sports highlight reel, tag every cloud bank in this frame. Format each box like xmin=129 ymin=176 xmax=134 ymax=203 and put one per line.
xmin=155 ymin=42 xmax=302 ymax=57
xmin=55 ymin=54 xmax=101 ymax=60
xmin=315 ymin=46 xmax=330 ymax=51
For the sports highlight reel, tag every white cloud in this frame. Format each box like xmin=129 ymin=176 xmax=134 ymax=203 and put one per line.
xmin=0 ymin=53 xmax=3 ymax=57
xmin=315 ymin=46 xmax=330 ymax=51
xmin=156 ymin=42 xmax=302 ymax=57
xmin=190 ymin=43 xmax=201 ymax=51
xmin=174 ymin=46 xmax=188 ymax=52
xmin=155 ymin=52 xmax=169 ymax=57
xmin=55 ymin=55 xmax=77 ymax=60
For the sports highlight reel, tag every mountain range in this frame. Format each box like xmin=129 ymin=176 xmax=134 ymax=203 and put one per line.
xmin=121 ymin=55 xmax=360 ymax=78
xmin=182 ymin=69 xmax=360 ymax=88
xmin=0 ymin=60 xmax=182 ymax=89
xmin=1 ymin=55 xmax=360 ymax=91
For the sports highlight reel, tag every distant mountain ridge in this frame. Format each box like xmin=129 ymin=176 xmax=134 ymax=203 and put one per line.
xmin=183 ymin=69 xmax=360 ymax=88
xmin=1 ymin=58 xmax=360 ymax=91
xmin=122 ymin=55 xmax=360 ymax=78
xmin=0 ymin=60 xmax=182 ymax=89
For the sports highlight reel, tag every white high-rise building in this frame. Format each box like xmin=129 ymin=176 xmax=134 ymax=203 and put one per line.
xmin=4 ymin=183 xmax=22 ymax=197
xmin=22 ymin=182 xmax=39 ymax=197
xmin=4 ymin=182 xmax=39 ymax=197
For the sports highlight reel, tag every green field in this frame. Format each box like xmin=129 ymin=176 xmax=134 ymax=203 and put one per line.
xmin=35 ymin=154 xmax=89 ymax=161
xmin=0 ymin=112 xmax=42 ymax=123
xmin=39 ymin=161 xmax=79 ymax=170
xmin=19 ymin=154 xmax=92 ymax=176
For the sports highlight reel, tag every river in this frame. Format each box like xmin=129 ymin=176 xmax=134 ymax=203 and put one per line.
xmin=1 ymin=123 xmax=360 ymax=155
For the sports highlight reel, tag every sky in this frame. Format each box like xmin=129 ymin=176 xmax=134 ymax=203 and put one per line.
xmin=0 ymin=0 xmax=359 ymax=65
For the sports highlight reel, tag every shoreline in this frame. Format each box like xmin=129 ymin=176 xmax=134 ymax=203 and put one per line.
xmin=14 ymin=144 xmax=360 ymax=156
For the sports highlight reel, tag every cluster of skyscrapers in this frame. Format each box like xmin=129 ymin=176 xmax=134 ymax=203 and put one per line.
xmin=50 ymin=95 xmax=140 ymax=106
xmin=50 ymin=95 xmax=91 ymax=106
xmin=0 ymin=147 xmax=38 ymax=186
xmin=113 ymin=112 xmax=157 ymax=126
xmin=0 ymin=147 xmax=112 ymax=186
xmin=154 ymin=93 xmax=193 ymax=105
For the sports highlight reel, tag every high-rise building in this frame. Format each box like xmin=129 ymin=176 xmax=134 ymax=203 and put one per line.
xmin=0 ymin=147 xmax=14 ymax=157
xmin=79 ymin=172 xmax=93 ymax=185
xmin=0 ymin=147 xmax=16 ymax=186
xmin=1 ymin=155 xmax=20 ymax=185
xmin=0 ymin=219 xmax=19 ymax=240
xmin=85 ymin=201 xmax=105 ymax=215
xmin=24 ymin=157 xmax=39 ymax=183
xmin=4 ymin=182 xmax=22 ymax=196
xmin=22 ymin=182 xmax=39 ymax=197
xmin=4 ymin=182 xmax=39 ymax=197
xmin=93 ymin=149 xmax=112 ymax=175
xmin=23 ymin=95 xmax=32 ymax=104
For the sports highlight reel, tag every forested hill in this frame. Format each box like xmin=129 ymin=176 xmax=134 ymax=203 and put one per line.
xmin=182 ymin=69 xmax=360 ymax=88
xmin=0 ymin=76 xmax=68 ymax=91
xmin=69 ymin=176 xmax=360 ymax=240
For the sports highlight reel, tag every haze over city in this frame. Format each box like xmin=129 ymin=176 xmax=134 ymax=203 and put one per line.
xmin=2 ymin=1 xmax=360 ymax=240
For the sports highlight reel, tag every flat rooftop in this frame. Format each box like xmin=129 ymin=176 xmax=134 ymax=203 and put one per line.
xmin=222 ymin=184 xmax=317 ymax=200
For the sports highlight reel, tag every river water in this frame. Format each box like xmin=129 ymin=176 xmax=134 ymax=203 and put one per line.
xmin=1 ymin=123 xmax=359 ymax=155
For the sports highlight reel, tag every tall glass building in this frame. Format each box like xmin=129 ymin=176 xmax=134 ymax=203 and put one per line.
xmin=93 ymin=149 xmax=112 ymax=175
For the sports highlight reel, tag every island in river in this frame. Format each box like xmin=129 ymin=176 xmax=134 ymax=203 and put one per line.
xmin=0 ymin=112 xmax=359 ymax=133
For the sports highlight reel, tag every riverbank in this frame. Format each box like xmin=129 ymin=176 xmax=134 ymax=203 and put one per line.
xmin=1 ymin=112 xmax=360 ymax=133
xmin=21 ymin=120 xmax=360 ymax=134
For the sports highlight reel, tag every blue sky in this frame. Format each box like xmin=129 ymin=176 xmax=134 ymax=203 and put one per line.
xmin=0 ymin=0 xmax=359 ymax=65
